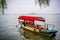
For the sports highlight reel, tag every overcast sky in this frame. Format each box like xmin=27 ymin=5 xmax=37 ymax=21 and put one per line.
xmin=5 ymin=0 xmax=60 ymax=14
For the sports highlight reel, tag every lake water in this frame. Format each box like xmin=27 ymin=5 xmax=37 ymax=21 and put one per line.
xmin=0 ymin=14 xmax=60 ymax=40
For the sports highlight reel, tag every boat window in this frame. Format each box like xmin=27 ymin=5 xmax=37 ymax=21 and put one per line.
xmin=34 ymin=20 xmax=45 ymax=28
xmin=34 ymin=20 xmax=44 ymax=25
xmin=19 ymin=20 xmax=24 ymax=24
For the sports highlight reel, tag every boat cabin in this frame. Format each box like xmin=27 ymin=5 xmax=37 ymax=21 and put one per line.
xmin=18 ymin=16 xmax=48 ymax=30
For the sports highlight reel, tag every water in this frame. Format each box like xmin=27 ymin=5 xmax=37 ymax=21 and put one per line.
xmin=0 ymin=14 xmax=60 ymax=40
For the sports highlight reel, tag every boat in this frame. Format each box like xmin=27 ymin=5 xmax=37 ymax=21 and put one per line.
xmin=18 ymin=15 xmax=57 ymax=37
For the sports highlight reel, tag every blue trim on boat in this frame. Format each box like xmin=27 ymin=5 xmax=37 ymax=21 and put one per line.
xmin=40 ymin=30 xmax=57 ymax=33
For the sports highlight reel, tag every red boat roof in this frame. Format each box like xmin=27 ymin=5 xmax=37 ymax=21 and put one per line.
xmin=18 ymin=16 xmax=45 ymax=22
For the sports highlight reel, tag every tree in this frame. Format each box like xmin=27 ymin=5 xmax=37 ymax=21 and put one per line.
xmin=0 ymin=0 xmax=7 ymax=15
xmin=35 ymin=0 xmax=50 ymax=7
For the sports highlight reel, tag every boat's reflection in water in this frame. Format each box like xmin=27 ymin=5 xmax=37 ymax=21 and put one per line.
xmin=18 ymin=28 xmax=56 ymax=40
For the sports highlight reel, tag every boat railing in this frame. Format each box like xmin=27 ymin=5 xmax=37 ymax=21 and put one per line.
xmin=41 ymin=24 xmax=55 ymax=30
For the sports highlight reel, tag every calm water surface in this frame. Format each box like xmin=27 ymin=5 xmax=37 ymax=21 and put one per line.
xmin=0 ymin=14 xmax=60 ymax=40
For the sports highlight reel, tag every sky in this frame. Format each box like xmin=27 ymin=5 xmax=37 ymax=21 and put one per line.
xmin=5 ymin=0 xmax=60 ymax=14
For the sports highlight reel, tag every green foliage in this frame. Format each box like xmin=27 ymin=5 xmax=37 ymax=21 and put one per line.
xmin=0 ymin=0 xmax=7 ymax=15
xmin=35 ymin=0 xmax=50 ymax=7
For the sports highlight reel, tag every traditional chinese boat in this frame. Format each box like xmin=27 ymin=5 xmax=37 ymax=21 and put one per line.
xmin=18 ymin=15 xmax=57 ymax=37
